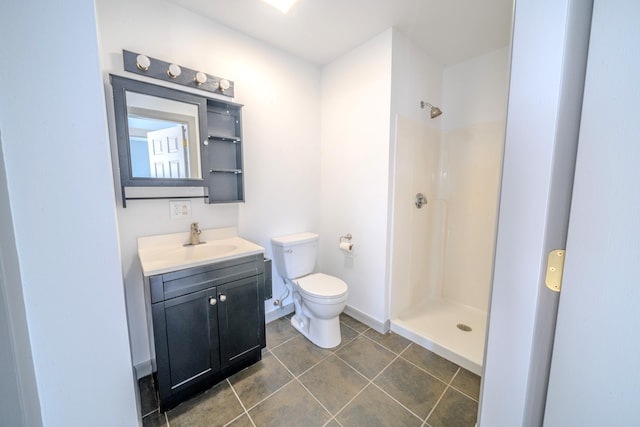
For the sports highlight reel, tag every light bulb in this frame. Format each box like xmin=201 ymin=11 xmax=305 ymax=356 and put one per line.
xmin=167 ymin=64 xmax=182 ymax=78
xmin=136 ymin=54 xmax=150 ymax=71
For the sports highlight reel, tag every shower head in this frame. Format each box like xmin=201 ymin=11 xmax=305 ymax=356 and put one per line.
xmin=420 ymin=101 xmax=443 ymax=119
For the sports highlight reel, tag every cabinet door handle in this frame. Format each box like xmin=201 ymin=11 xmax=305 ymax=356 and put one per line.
xmin=219 ymin=294 xmax=227 ymax=302
xmin=209 ymin=297 xmax=217 ymax=306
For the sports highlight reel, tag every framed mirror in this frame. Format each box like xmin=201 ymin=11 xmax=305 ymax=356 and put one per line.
xmin=110 ymin=75 xmax=208 ymax=199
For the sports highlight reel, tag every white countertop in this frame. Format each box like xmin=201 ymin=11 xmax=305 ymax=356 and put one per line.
xmin=138 ymin=227 xmax=264 ymax=276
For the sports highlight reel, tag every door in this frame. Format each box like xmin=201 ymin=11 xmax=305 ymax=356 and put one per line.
xmin=217 ymin=275 xmax=262 ymax=368
xmin=543 ymin=0 xmax=640 ymax=425
xmin=153 ymin=287 xmax=221 ymax=398
xmin=147 ymin=124 xmax=187 ymax=178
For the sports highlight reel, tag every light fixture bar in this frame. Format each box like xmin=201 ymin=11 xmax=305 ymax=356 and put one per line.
xmin=263 ymin=0 xmax=298 ymax=14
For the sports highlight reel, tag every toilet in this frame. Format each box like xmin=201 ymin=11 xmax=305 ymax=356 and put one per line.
xmin=271 ymin=232 xmax=348 ymax=348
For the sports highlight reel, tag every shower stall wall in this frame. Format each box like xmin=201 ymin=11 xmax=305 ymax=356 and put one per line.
xmin=389 ymin=48 xmax=508 ymax=375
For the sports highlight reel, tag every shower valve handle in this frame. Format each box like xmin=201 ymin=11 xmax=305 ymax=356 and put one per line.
xmin=415 ymin=193 xmax=428 ymax=209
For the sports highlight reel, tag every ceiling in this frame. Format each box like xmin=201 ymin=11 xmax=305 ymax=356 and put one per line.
xmin=168 ymin=0 xmax=514 ymax=66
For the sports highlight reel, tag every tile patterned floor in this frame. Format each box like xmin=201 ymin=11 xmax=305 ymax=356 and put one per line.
xmin=141 ymin=314 xmax=480 ymax=427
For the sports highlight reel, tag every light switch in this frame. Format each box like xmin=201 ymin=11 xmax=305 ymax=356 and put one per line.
xmin=170 ymin=200 xmax=191 ymax=220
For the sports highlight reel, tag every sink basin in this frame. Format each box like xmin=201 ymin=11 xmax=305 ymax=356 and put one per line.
xmin=138 ymin=227 xmax=264 ymax=276
xmin=170 ymin=243 xmax=239 ymax=261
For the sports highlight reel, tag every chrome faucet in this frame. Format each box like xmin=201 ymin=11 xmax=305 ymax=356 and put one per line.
xmin=189 ymin=222 xmax=202 ymax=246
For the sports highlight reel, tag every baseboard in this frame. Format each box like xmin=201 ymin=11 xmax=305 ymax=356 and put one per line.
xmin=343 ymin=305 xmax=390 ymax=334
xmin=134 ymin=360 xmax=153 ymax=380
xmin=265 ymin=303 xmax=294 ymax=323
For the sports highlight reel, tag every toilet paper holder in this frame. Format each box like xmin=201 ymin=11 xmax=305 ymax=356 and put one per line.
xmin=339 ymin=233 xmax=353 ymax=243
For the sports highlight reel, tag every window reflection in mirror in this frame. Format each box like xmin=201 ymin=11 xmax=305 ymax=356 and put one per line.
xmin=126 ymin=91 xmax=201 ymax=180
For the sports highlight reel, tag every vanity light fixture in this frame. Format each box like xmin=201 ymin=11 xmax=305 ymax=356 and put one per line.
xmin=263 ymin=0 xmax=298 ymax=14
xmin=136 ymin=54 xmax=151 ymax=71
xmin=194 ymin=71 xmax=208 ymax=85
xmin=167 ymin=63 xmax=182 ymax=78
xmin=123 ymin=50 xmax=235 ymax=97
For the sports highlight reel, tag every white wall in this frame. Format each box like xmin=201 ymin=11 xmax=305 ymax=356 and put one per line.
xmin=442 ymin=48 xmax=511 ymax=132
xmin=440 ymin=48 xmax=509 ymax=311
xmin=95 ymin=0 xmax=321 ymax=373
xmin=0 ymin=144 xmax=42 ymax=427
xmin=319 ymin=30 xmax=393 ymax=327
xmin=0 ymin=0 xmax=138 ymax=424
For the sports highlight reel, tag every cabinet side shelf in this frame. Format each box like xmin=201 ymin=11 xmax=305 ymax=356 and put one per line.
xmin=209 ymin=169 xmax=243 ymax=174
xmin=208 ymin=135 xmax=240 ymax=143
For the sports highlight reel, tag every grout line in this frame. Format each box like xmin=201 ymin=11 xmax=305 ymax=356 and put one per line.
xmin=270 ymin=338 xmax=330 ymax=379
xmin=294 ymin=377 xmax=334 ymax=420
xmin=365 ymin=350 xmax=429 ymax=423
xmin=241 ymin=376 xmax=297 ymax=413
xmin=396 ymin=343 xmax=461 ymax=387
xmin=226 ymin=378 xmax=257 ymax=427
xmin=369 ymin=381 xmax=428 ymax=423
xmin=331 ymin=346 xmax=406 ymax=420
xmin=423 ymin=367 xmax=461 ymax=423
xmin=266 ymin=333 xmax=297 ymax=352
xmin=361 ymin=329 xmax=414 ymax=356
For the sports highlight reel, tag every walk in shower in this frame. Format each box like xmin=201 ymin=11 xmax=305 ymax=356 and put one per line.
xmin=389 ymin=48 xmax=509 ymax=375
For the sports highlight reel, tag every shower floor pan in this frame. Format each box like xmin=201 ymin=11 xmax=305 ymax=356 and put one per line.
xmin=391 ymin=298 xmax=486 ymax=375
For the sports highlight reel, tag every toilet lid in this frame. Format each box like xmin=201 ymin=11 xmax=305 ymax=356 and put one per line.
xmin=296 ymin=273 xmax=348 ymax=298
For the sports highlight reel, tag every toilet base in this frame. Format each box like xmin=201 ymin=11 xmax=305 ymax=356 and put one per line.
xmin=291 ymin=313 xmax=342 ymax=349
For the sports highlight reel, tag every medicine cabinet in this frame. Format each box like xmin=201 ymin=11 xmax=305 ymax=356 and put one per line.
xmin=110 ymin=75 xmax=244 ymax=207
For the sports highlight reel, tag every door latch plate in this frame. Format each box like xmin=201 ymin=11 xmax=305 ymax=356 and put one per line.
xmin=545 ymin=250 xmax=565 ymax=292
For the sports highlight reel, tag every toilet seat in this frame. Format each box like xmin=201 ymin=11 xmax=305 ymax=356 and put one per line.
xmin=295 ymin=273 xmax=348 ymax=299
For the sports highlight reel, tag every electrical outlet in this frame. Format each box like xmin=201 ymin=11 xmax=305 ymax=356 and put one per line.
xmin=169 ymin=200 xmax=191 ymax=220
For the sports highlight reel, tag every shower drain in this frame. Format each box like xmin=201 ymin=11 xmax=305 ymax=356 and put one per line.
xmin=456 ymin=323 xmax=472 ymax=332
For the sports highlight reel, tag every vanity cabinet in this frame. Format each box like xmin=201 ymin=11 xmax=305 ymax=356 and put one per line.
xmin=148 ymin=254 xmax=266 ymax=411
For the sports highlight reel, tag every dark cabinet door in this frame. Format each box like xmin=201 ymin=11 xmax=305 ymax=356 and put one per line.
xmin=153 ymin=287 xmax=220 ymax=399
xmin=217 ymin=275 xmax=262 ymax=367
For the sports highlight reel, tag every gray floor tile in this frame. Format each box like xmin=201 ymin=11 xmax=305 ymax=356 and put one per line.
xmin=270 ymin=334 xmax=332 ymax=376
xmin=401 ymin=343 xmax=460 ymax=383
xmin=451 ymin=368 xmax=481 ymax=401
xmin=336 ymin=336 xmax=396 ymax=379
xmin=299 ymin=354 xmax=369 ymax=414
xmin=336 ymin=384 xmax=422 ymax=427
xmin=228 ymin=349 xmax=294 ymax=409
xmin=374 ymin=357 xmax=447 ymax=419
xmin=427 ymin=387 xmax=478 ymax=427
xmin=339 ymin=313 xmax=369 ymax=333
xmin=226 ymin=413 xmax=254 ymax=427
xmin=364 ymin=329 xmax=412 ymax=354
xmin=167 ymin=380 xmax=244 ymax=427
xmin=138 ymin=314 xmax=479 ymax=426
xmin=329 ymin=322 xmax=360 ymax=352
xmin=249 ymin=380 xmax=331 ymax=427
xmin=265 ymin=316 xmax=298 ymax=349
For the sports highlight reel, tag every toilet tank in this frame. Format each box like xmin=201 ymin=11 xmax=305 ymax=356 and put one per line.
xmin=271 ymin=232 xmax=319 ymax=279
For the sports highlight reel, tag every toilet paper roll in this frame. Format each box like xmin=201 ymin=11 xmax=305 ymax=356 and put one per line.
xmin=339 ymin=241 xmax=354 ymax=253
